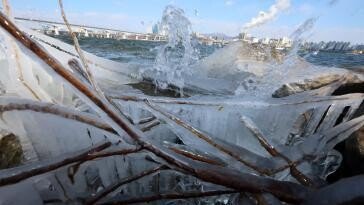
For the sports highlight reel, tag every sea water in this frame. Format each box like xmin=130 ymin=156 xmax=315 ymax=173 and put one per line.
xmin=51 ymin=35 xmax=364 ymax=71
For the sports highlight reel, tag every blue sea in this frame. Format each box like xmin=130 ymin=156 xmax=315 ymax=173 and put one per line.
xmin=53 ymin=35 xmax=364 ymax=73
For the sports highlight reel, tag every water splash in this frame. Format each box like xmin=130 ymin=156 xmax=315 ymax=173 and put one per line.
xmin=234 ymin=17 xmax=320 ymax=97
xmin=146 ymin=5 xmax=198 ymax=95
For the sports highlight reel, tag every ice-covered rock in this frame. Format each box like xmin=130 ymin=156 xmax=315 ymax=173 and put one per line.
xmin=0 ymin=133 xmax=23 ymax=169
xmin=188 ymin=41 xmax=360 ymax=98
xmin=272 ymin=72 xmax=363 ymax=98
xmin=346 ymin=127 xmax=364 ymax=173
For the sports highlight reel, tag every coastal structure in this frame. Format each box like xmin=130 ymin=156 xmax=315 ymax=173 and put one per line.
xmin=15 ymin=18 xmax=363 ymax=53
xmin=238 ymin=32 xmax=364 ymax=54
xmin=238 ymin=32 xmax=293 ymax=51
xmin=15 ymin=17 xmax=167 ymax=42
xmin=15 ymin=17 xmax=229 ymax=47
xmin=192 ymin=32 xmax=230 ymax=47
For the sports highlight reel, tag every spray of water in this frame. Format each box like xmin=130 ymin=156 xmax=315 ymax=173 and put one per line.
xmin=148 ymin=5 xmax=198 ymax=95
xmin=235 ymin=17 xmax=319 ymax=97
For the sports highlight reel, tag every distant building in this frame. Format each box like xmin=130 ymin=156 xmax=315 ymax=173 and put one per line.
xmin=238 ymin=32 xmax=252 ymax=42
xmin=238 ymin=32 xmax=248 ymax=40
xmin=152 ymin=23 xmax=159 ymax=34
xmin=279 ymin=37 xmax=293 ymax=48
xmin=251 ymin=37 xmax=259 ymax=44
xmin=325 ymin=41 xmax=336 ymax=50
xmin=260 ymin=38 xmax=270 ymax=45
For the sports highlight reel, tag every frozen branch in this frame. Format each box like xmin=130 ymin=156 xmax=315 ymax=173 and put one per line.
xmin=0 ymin=141 xmax=111 ymax=186
xmin=168 ymin=145 xmax=227 ymax=166
xmin=1 ymin=0 xmax=41 ymax=100
xmin=100 ymin=190 xmax=237 ymax=204
xmin=240 ymin=115 xmax=314 ymax=186
xmin=110 ymin=94 xmax=220 ymax=106
xmin=68 ymin=145 xmax=143 ymax=183
xmin=140 ymin=120 xmax=160 ymax=132
xmin=109 ymin=94 xmax=363 ymax=107
xmin=144 ymin=100 xmax=283 ymax=175
xmin=0 ymin=98 xmax=116 ymax=134
xmin=85 ymin=165 xmax=167 ymax=205
xmin=138 ymin=116 xmax=157 ymax=124
xmin=304 ymin=175 xmax=364 ymax=205
xmin=1 ymin=0 xmax=10 ymax=16
xmin=58 ymin=0 xmax=101 ymax=94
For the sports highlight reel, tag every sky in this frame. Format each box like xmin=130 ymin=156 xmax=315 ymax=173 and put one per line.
xmin=1 ymin=0 xmax=363 ymax=43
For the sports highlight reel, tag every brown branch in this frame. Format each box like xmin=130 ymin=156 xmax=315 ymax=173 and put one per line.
xmin=0 ymin=100 xmax=116 ymax=134
xmin=138 ymin=116 xmax=156 ymax=124
xmin=58 ymin=0 xmax=100 ymax=93
xmin=1 ymin=0 xmax=41 ymax=100
xmin=144 ymin=100 xmax=276 ymax=175
xmin=0 ymin=141 xmax=111 ymax=186
xmin=85 ymin=165 xmax=167 ymax=205
xmin=240 ymin=116 xmax=314 ymax=187
xmin=1 ymin=0 xmax=11 ymax=15
xmin=303 ymin=175 xmax=364 ymax=205
xmin=67 ymin=146 xmax=142 ymax=183
xmin=168 ymin=146 xmax=226 ymax=167
xmin=109 ymin=94 xmax=363 ymax=107
xmin=142 ymin=100 xmax=314 ymax=199
xmin=140 ymin=120 xmax=160 ymax=132
xmin=178 ymin=160 xmax=311 ymax=203
xmin=0 ymin=13 xmax=309 ymax=203
xmin=86 ymin=146 xmax=142 ymax=160
xmin=100 ymin=190 xmax=237 ymax=205
xmin=109 ymin=94 xmax=220 ymax=106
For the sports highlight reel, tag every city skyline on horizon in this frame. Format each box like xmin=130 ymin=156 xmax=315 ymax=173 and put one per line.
xmin=1 ymin=0 xmax=363 ymax=44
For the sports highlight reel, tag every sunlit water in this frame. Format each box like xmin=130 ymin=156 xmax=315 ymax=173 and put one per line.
xmin=300 ymin=51 xmax=364 ymax=71
xmin=52 ymin=35 xmax=364 ymax=71
xmin=54 ymin=35 xmax=216 ymax=64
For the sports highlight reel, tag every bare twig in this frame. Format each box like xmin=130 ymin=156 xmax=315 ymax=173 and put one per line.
xmin=303 ymin=175 xmax=364 ymax=205
xmin=110 ymin=95 xmax=220 ymax=106
xmin=67 ymin=146 xmax=142 ymax=183
xmin=168 ymin=146 xmax=226 ymax=166
xmin=109 ymin=94 xmax=363 ymax=107
xmin=240 ymin=116 xmax=314 ymax=187
xmin=0 ymin=99 xmax=116 ymax=134
xmin=145 ymin=101 xmax=308 ymax=203
xmin=138 ymin=116 xmax=156 ymax=124
xmin=58 ymin=0 xmax=101 ymax=94
xmin=86 ymin=165 xmax=167 ymax=205
xmin=100 ymin=190 xmax=237 ymax=205
xmin=144 ymin=100 xmax=276 ymax=175
xmin=86 ymin=146 xmax=142 ymax=160
xmin=0 ymin=141 xmax=111 ymax=186
xmin=1 ymin=0 xmax=11 ymax=15
xmin=1 ymin=0 xmax=41 ymax=100
xmin=140 ymin=120 xmax=160 ymax=132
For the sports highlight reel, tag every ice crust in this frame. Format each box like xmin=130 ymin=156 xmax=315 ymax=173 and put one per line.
xmin=0 ymin=17 xmax=363 ymax=205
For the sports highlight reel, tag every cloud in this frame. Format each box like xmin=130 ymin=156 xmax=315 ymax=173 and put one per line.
xmin=328 ymin=0 xmax=339 ymax=6
xmin=242 ymin=0 xmax=291 ymax=30
xmin=224 ymin=0 xmax=235 ymax=6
